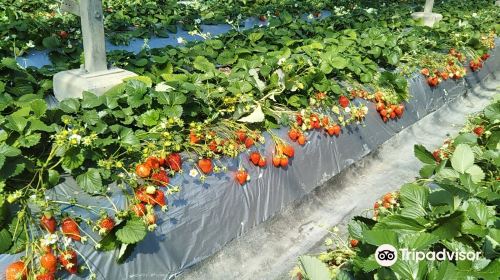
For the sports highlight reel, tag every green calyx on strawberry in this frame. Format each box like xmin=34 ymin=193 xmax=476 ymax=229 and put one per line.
xmin=41 ymin=212 xmax=57 ymax=233
xmin=59 ymin=249 xmax=78 ymax=274
xmin=61 ymin=217 xmax=81 ymax=242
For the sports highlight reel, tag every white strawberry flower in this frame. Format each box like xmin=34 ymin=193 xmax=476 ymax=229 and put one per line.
xmin=177 ymin=37 xmax=187 ymax=44
xmin=68 ymin=134 xmax=81 ymax=145
xmin=189 ymin=169 xmax=199 ymax=177
xmin=40 ymin=233 xmax=59 ymax=247
xmin=63 ymin=236 xmax=73 ymax=247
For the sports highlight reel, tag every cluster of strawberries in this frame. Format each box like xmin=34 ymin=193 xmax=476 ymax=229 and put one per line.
xmin=134 ymin=154 xmax=182 ymax=229
xmin=422 ymin=49 xmax=491 ymax=88
xmin=5 ymin=211 xmax=117 ymax=280
xmin=372 ymin=92 xmax=405 ymax=122
xmin=271 ymin=143 xmax=295 ymax=169
xmin=373 ymin=192 xmax=399 ymax=221
xmin=469 ymin=53 xmax=490 ymax=72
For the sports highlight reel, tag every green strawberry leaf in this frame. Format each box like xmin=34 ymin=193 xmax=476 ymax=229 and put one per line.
xmin=115 ymin=218 xmax=147 ymax=244
xmin=76 ymin=168 xmax=103 ymax=194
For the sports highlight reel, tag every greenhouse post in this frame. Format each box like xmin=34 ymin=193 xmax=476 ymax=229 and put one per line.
xmin=411 ymin=0 xmax=443 ymax=27
xmin=53 ymin=0 xmax=136 ymax=101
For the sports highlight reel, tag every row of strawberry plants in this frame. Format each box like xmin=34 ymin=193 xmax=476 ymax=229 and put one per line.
xmin=0 ymin=0 xmax=411 ymax=56
xmin=0 ymin=1 xmax=499 ymax=279
xmin=293 ymin=98 xmax=500 ymax=280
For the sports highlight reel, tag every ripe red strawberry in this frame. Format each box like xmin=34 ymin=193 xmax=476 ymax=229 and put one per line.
xmin=40 ymin=252 xmax=57 ymax=274
xmin=151 ymin=170 xmax=169 ymax=186
xmin=339 ymin=96 xmax=350 ymax=108
xmin=6 ymin=261 xmax=28 ymax=280
xmin=481 ymin=53 xmax=490 ymax=61
xmin=59 ymin=250 xmax=78 ymax=274
xmin=245 ymin=137 xmax=255 ymax=148
xmin=394 ymin=105 xmax=404 ymax=117
xmin=99 ymin=216 xmax=115 ymax=233
xmin=235 ymin=130 xmax=247 ymax=143
xmin=390 ymin=112 xmax=396 ymax=119
xmin=145 ymin=157 xmax=160 ymax=169
xmin=154 ymin=190 xmax=166 ymax=207
xmin=135 ymin=164 xmax=151 ymax=178
xmin=374 ymin=202 xmax=380 ymax=209
xmin=350 ymin=239 xmax=359 ymax=247
xmin=166 ymin=153 xmax=182 ymax=172
xmin=473 ymin=127 xmax=484 ymax=136
xmin=132 ymin=203 xmax=146 ymax=217
xmin=432 ymin=150 xmax=441 ymax=162
xmin=327 ymin=126 xmax=335 ymax=136
xmin=439 ymin=71 xmax=449 ymax=80
xmin=258 ymin=157 xmax=266 ymax=167
xmin=321 ymin=116 xmax=330 ymax=126
xmin=249 ymin=152 xmax=261 ymax=165
xmin=376 ymin=102 xmax=385 ymax=112
xmin=420 ymin=68 xmax=430 ymax=76
xmin=427 ymin=77 xmax=439 ymax=87
xmin=198 ymin=158 xmax=213 ymax=174
xmin=208 ymin=140 xmax=218 ymax=152
xmin=61 ymin=217 xmax=81 ymax=241
xmin=280 ymin=156 xmax=289 ymax=167
xmin=283 ymin=145 xmax=295 ymax=158
xmin=41 ymin=213 xmax=56 ymax=233
xmin=58 ymin=31 xmax=69 ymax=39
xmin=135 ymin=187 xmax=153 ymax=204
xmin=296 ymin=114 xmax=303 ymax=125
xmin=332 ymin=125 xmax=341 ymax=136
xmin=297 ymin=134 xmax=306 ymax=145
xmin=36 ymin=273 xmax=55 ymax=280
xmin=236 ymin=170 xmax=248 ymax=185
xmin=310 ymin=114 xmax=321 ymax=129
xmin=288 ymin=129 xmax=299 ymax=141
xmin=272 ymin=156 xmax=281 ymax=167
xmin=189 ymin=131 xmax=200 ymax=144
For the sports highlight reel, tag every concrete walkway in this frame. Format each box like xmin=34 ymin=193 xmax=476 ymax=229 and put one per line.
xmin=176 ymin=75 xmax=499 ymax=280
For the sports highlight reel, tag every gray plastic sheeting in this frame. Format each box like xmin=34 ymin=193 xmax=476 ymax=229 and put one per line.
xmin=0 ymin=41 xmax=498 ymax=280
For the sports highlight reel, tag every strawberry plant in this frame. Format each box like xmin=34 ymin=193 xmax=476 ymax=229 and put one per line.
xmin=0 ymin=1 xmax=499 ymax=279
xmin=293 ymin=98 xmax=500 ymax=279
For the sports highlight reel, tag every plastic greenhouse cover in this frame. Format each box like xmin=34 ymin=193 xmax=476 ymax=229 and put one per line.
xmin=1 ymin=40 xmax=498 ymax=280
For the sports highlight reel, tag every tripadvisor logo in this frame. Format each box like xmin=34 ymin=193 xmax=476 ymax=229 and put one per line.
xmin=375 ymin=244 xmax=481 ymax=267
